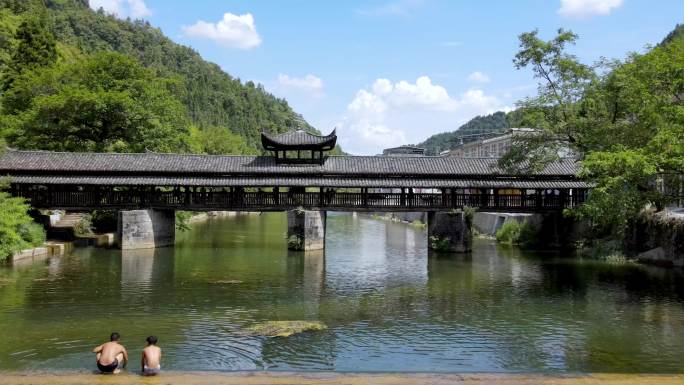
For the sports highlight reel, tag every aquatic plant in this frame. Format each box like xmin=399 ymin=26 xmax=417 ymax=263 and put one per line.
xmin=287 ymin=234 xmax=303 ymax=250
xmin=246 ymin=321 xmax=327 ymax=337
xmin=429 ymin=235 xmax=452 ymax=252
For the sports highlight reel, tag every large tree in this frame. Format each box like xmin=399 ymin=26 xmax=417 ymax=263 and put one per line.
xmin=2 ymin=51 xmax=190 ymax=152
xmin=505 ymin=28 xmax=684 ymax=235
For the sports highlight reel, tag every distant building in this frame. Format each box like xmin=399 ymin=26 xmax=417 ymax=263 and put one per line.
xmin=382 ymin=145 xmax=426 ymax=157
xmin=446 ymin=128 xmax=537 ymax=158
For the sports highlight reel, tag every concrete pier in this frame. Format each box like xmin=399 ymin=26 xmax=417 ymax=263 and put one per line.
xmin=287 ymin=210 xmax=326 ymax=251
xmin=117 ymin=209 xmax=175 ymax=250
xmin=427 ymin=211 xmax=472 ymax=253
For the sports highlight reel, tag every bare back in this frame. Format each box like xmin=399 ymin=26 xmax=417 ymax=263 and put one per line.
xmin=94 ymin=342 xmax=126 ymax=365
xmin=142 ymin=345 xmax=161 ymax=369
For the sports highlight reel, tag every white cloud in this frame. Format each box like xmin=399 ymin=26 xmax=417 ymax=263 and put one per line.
xmin=182 ymin=13 xmax=262 ymax=50
xmin=90 ymin=0 xmax=151 ymax=18
xmin=278 ymin=74 xmax=324 ymax=96
xmin=467 ymin=71 xmax=490 ymax=84
xmin=337 ymin=76 xmax=510 ymax=154
xmin=558 ymin=0 xmax=623 ymax=18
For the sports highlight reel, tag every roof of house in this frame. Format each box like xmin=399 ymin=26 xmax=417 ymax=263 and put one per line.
xmin=261 ymin=129 xmax=337 ymax=151
xmin=0 ymin=148 xmax=581 ymax=178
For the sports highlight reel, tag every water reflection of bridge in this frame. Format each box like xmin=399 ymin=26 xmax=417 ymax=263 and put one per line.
xmin=1 ymin=130 xmax=590 ymax=252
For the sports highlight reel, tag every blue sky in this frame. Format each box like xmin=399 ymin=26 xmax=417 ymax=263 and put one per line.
xmin=89 ymin=0 xmax=684 ymax=154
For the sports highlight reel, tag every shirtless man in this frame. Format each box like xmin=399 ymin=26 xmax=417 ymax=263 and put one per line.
xmin=92 ymin=332 xmax=128 ymax=374
xmin=141 ymin=336 xmax=162 ymax=376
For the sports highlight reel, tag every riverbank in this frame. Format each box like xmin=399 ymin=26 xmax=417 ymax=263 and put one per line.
xmin=0 ymin=372 xmax=682 ymax=385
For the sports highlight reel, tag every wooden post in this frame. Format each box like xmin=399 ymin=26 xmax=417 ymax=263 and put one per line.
xmin=535 ymin=189 xmax=542 ymax=209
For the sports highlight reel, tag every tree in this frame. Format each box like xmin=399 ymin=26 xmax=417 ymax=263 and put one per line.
xmin=3 ymin=51 xmax=191 ymax=153
xmin=506 ymin=28 xmax=684 ymax=236
xmin=500 ymin=29 xmax=597 ymax=172
xmin=2 ymin=13 xmax=56 ymax=90
xmin=187 ymin=125 xmax=258 ymax=155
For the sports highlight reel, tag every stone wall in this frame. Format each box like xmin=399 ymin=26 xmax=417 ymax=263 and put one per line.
xmin=287 ymin=210 xmax=326 ymax=251
xmin=427 ymin=211 xmax=472 ymax=253
xmin=117 ymin=209 xmax=176 ymax=250
xmin=627 ymin=210 xmax=684 ymax=267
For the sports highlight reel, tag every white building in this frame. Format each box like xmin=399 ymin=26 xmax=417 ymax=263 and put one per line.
xmin=446 ymin=128 xmax=537 ymax=158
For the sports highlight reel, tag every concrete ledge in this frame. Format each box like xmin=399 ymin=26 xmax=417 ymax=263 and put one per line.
xmin=0 ymin=372 xmax=681 ymax=385
xmin=11 ymin=247 xmax=48 ymax=263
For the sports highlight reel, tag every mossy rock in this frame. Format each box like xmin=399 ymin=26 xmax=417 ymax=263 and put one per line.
xmin=245 ymin=321 xmax=327 ymax=337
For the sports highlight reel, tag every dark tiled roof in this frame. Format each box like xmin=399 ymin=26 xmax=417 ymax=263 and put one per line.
xmin=0 ymin=149 xmax=580 ymax=177
xmin=261 ymin=129 xmax=337 ymax=150
xmin=6 ymin=175 xmax=592 ymax=188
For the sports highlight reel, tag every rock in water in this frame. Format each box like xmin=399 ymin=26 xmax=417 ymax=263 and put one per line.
xmin=246 ymin=321 xmax=327 ymax=337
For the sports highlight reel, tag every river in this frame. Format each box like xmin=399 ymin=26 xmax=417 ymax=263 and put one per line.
xmin=1 ymin=212 xmax=683 ymax=373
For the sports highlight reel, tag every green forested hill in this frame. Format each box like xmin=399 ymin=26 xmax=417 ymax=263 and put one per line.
xmin=0 ymin=0 xmax=317 ymax=152
xmin=417 ymin=111 xmax=511 ymax=155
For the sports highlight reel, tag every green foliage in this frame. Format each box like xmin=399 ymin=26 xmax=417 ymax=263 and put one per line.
xmin=419 ymin=112 xmax=511 ymax=155
xmin=175 ymin=211 xmax=192 ymax=232
xmin=0 ymin=188 xmax=45 ymax=261
xmin=495 ymin=220 xmax=537 ymax=247
xmin=40 ymin=0 xmax=318 ymax=151
xmin=504 ymin=27 xmax=684 ymax=236
xmin=1 ymin=11 xmax=57 ymax=90
xmin=496 ymin=221 xmax=521 ymax=245
xmin=91 ymin=210 xmax=117 ymax=233
xmin=187 ymin=125 xmax=257 ymax=155
xmin=287 ymin=234 xmax=303 ymax=250
xmin=428 ymin=235 xmax=451 ymax=252
xmin=73 ymin=213 xmax=93 ymax=237
xmin=17 ymin=221 xmax=45 ymax=246
xmin=0 ymin=0 xmax=328 ymax=155
xmin=3 ymin=51 xmax=190 ymax=152
xmin=660 ymin=23 xmax=684 ymax=46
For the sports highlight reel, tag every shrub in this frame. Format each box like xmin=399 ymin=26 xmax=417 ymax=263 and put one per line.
xmin=0 ymin=190 xmax=46 ymax=261
xmin=73 ymin=214 xmax=93 ymax=237
xmin=91 ymin=210 xmax=117 ymax=233
xmin=175 ymin=211 xmax=192 ymax=232
xmin=287 ymin=234 xmax=303 ymax=250
xmin=17 ymin=222 xmax=46 ymax=246
xmin=496 ymin=220 xmax=539 ymax=247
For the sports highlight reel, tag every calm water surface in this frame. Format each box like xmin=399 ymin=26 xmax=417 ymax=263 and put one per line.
xmin=1 ymin=212 xmax=684 ymax=373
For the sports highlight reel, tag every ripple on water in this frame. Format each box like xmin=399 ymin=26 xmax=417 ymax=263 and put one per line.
xmin=2 ymin=213 xmax=684 ymax=372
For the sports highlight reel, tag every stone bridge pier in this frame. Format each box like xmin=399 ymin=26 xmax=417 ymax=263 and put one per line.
xmin=427 ymin=211 xmax=472 ymax=253
xmin=287 ymin=210 xmax=326 ymax=251
xmin=117 ymin=209 xmax=176 ymax=250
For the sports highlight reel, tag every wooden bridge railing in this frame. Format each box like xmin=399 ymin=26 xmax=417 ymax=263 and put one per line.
xmin=12 ymin=187 xmax=588 ymax=212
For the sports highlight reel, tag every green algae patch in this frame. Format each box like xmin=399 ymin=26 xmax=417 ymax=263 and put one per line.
xmin=246 ymin=321 xmax=327 ymax=337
